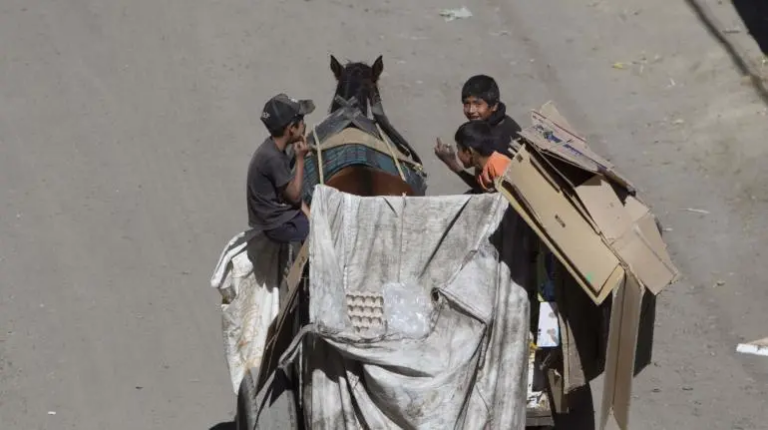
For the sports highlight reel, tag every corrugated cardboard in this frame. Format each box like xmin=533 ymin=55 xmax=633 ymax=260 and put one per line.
xmin=530 ymin=102 xmax=636 ymax=194
xmin=501 ymin=147 xmax=625 ymax=304
xmin=599 ymin=273 xmax=643 ymax=430
xmin=498 ymin=104 xmax=679 ymax=302
xmin=495 ymin=102 xmax=680 ymax=430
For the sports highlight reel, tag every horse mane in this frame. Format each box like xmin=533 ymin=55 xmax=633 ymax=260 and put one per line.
xmin=330 ymin=61 xmax=374 ymax=116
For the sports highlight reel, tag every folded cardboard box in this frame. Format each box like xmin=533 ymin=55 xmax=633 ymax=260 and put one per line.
xmin=496 ymin=102 xmax=680 ymax=430
xmin=496 ymin=102 xmax=679 ymax=305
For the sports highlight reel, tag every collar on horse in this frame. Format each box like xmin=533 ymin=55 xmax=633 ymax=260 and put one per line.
xmin=328 ymin=95 xmax=362 ymax=113
xmin=323 ymin=95 xmax=423 ymax=166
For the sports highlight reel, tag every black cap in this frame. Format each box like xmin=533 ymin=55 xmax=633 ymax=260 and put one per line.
xmin=261 ymin=93 xmax=315 ymax=132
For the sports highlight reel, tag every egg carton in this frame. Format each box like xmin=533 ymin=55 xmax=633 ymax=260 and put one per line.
xmin=345 ymin=291 xmax=385 ymax=334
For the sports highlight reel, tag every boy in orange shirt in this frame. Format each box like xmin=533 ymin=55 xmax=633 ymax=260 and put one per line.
xmin=452 ymin=120 xmax=511 ymax=192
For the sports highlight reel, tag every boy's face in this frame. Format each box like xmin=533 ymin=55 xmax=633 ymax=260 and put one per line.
xmin=470 ymin=149 xmax=487 ymax=170
xmin=463 ymin=96 xmax=498 ymax=121
xmin=457 ymin=146 xmax=473 ymax=169
xmin=287 ymin=118 xmax=306 ymax=143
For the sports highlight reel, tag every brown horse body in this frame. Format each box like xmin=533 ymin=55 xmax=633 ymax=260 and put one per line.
xmin=325 ymin=165 xmax=416 ymax=197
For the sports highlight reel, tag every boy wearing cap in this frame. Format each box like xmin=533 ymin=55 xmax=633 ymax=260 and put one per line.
xmin=247 ymin=93 xmax=315 ymax=243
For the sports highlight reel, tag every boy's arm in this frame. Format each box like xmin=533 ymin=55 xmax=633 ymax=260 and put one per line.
xmin=280 ymin=137 xmax=310 ymax=205
xmin=281 ymin=156 xmax=305 ymax=205
xmin=435 ymin=137 xmax=483 ymax=191
xmin=301 ymin=201 xmax=311 ymax=219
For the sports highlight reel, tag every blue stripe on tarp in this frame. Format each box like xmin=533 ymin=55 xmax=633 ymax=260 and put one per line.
xmin=299 ymin=144 xmax=427 ymax=204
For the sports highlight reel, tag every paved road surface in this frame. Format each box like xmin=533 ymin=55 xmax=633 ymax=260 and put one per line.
xmin=1 ymin=0 xmax=767 ymax=429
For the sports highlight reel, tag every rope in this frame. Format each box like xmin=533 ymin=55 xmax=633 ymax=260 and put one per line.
xmin=375 ymin=122 xmax=406 ymax=181
xmin=319 ymin=128 xmax=418 ymax=168
xmin=312 ymin=125 xmax=324 ymax=184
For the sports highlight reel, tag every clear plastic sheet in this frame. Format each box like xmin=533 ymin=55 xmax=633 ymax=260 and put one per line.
xmin=382 ymin=281 xmax=433 ymax=338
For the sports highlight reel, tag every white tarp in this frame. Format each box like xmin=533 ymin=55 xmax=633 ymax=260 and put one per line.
xmin=210 ymin=229 xmax=281 ymax=393
xmin=276 ymin=185 xmax=532 ymax=429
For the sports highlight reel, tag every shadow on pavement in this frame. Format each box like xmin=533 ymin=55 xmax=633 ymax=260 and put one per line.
xmin=733 ymin=0 xmax=768 ymax=56
xmin=553 ymin=385 xmax=596 ymax=430
xmin=209 ymin=421 xmax=235 ymax=430
xmin=684 ymin=0 xmax=768 ymax=104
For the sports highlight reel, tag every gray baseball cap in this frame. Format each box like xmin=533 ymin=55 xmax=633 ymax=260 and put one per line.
xmin=260 ymin=93 xmax=315 ymax=131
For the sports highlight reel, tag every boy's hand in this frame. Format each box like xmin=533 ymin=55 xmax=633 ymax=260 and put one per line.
xmin=294 ymin=135 xmax=310 ymax=159
xmin=434 ymin=138 xmax=461 ymax=172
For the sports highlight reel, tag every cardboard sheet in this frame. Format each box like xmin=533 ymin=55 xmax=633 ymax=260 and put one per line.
xmin=500 ymin=147 xmax=625 ymax=304
xmin=599 ymin=274 xmax=643 ymax=430
xmin=498 ymin=104 xmax=679 ymax=304
xmin=496 ymin=101 xmax=680 ymax=430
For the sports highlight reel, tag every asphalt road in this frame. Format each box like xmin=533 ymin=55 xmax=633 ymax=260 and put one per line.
xmin=1 ymin=0 xmax=767 ymax=429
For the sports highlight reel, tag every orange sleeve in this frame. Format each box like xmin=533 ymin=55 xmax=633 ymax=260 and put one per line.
xmin=489 ymin=152 xmax=511 ymax=179
xmin=476 ymin=152 xmax=511 ymax=191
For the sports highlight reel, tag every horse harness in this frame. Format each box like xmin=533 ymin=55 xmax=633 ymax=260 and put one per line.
xmin=313 ymin=125 xmax=420 ymax=183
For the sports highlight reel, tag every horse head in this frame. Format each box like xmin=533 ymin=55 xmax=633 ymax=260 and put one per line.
xmin=329 ymin=54 xmax=384 ymax=116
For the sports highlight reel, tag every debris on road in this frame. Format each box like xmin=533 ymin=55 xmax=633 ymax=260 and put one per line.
xmin=736 ymin=337 xmax=768 ymax=357
xmin=612 ymin=53 xmax=664 ymax=74
xmin=439 ymin=7 xmax=472 ymax=21
xmin=47 ymin=411 xmax=56 ymax=415
xmin=685 ymin=208 xmax=710 ymax=215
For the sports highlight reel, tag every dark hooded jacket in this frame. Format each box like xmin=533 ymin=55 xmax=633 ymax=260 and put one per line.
xmin=486 ymin=102 xmax=522 ymax=154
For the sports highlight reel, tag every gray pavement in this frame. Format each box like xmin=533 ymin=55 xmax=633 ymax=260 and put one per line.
xmin=1 ymin=0 xmax=767 ymax=429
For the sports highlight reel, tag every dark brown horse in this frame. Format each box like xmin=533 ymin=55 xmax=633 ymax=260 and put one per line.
xmin=310 ymin=55 xmax=426 ymax=198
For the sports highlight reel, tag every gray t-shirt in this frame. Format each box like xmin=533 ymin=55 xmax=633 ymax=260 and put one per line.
xmin=247 ymin=138 xmax=300 ymax=230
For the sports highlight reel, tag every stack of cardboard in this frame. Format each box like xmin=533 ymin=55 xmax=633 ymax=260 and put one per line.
xmin=495 ymin=102 xmax=680 ymax=430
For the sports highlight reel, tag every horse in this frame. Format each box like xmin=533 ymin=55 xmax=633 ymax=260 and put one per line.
xmin=299 ymin=54 xmax=427 ymax=203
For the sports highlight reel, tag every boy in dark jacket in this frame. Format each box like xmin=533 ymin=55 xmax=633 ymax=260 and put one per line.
xmin=435 ymin=74 xmax=522 ymax=192
xmin=460 ymin=74 xmax=522 ymax=154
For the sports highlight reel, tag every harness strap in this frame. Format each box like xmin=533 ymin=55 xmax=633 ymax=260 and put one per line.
xmin=375 ymin=123 xmax=406 ymax=181
xmin=311 ymin=125 xmax=324 ymax=184
xmin=320 ymin=128 xmax=418 ymax=168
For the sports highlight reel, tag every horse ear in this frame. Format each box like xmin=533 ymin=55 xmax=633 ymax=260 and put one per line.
xmin=330 ymin=55 xmax=343 ymax=80
xmin=372 ymin=55 xmax=384 ymax=81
